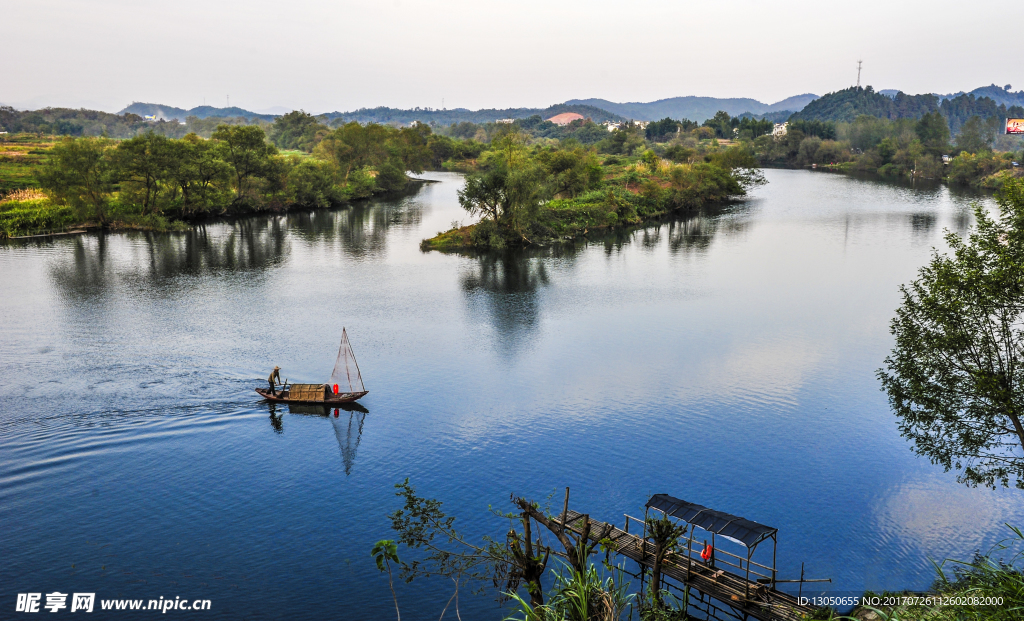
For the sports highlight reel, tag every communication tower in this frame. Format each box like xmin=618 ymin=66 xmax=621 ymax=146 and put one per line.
xmin=857 ymin=61 xmax=862 ymax=88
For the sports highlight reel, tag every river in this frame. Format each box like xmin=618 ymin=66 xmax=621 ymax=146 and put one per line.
xmin=2 ymin=170 xmax=1022 ymax=619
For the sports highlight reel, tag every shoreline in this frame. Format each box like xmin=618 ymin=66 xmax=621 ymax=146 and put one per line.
xmin=0 ymin=177 xmax=435 ymax=241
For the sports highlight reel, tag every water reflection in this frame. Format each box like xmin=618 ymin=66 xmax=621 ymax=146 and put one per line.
xmin=461 ymin=252 xmax=552 ymax=356
xmin=287 ymin=184 xmax=428 ymax=257
xmin=49 ymin=219 xmax=288 ymax=297
xmin=268 ymin=403 xmax=283 ymax=434
xmin=277 ymin=403 xmax=369 ymax=475
xmin=329 ymin=407 xmax=367 ymax=476
xmin=908 ymin=213 xmax=937 ymax=235
xmin=594 ymin=203 xmax=753 ymax=257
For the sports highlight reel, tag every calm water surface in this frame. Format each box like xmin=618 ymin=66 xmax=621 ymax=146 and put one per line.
xmin=2 ymin=170 xmax=1021 ymax=619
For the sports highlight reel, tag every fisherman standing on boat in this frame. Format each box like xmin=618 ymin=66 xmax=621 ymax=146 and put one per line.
xmin=268 ymin=366 xmax=282 ymax=396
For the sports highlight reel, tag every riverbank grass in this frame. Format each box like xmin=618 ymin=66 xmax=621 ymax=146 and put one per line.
xmin=0 ymin=134 xmax=55 ymax=194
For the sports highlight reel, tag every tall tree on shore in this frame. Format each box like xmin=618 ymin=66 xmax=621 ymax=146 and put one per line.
xmin=168 ymin=133 xmax=233 ymax=215
xmin=915 ymin=111 xmax=951 ymax=155
xmin=457 ymin=131 xmax=548 ymax=243
xmin=268 ymin=110 xmax=328 ymax=152
xmin=211 ymin=124 xmax=278 ymax=202
xmin=36 ymin=136 xmax=114 ymax=223
xmin=113 ymin=133 xmax=175 ymax=215
xmin=954 ymin=116 xmax=995 ymax=154
xmin=879 ymin=179 xmax=1024 ymax=489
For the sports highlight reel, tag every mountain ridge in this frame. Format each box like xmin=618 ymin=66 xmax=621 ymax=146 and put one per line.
xmin=116 ymin=85 xmax=1024 ymax=128
xmin=564 ymin=94 xmax=820 ymax=123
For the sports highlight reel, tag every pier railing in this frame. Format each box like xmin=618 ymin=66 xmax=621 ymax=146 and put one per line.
xmin=558 ymin=510 xmax=817 ymax=621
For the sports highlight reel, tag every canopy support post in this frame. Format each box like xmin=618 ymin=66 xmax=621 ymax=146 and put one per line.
xmin=772 ymin=533 xmax=778 ymax=590
xmin=745 ymin=545 xmax=752 ymax=602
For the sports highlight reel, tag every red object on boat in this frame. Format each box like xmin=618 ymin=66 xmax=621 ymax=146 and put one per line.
xmin=255 ymin=328 xmax=368 ymax=405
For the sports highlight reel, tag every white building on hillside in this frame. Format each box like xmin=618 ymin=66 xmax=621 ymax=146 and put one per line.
xmin=772 ymin=122 xmax=788 ymax=138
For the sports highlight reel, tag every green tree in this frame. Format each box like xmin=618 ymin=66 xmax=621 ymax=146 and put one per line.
xmin=284 ymin=157 xmax=343 ymax=208
xmin=313 ymin=122 xmax=394 ymax=181
xmin=375 ymin=161 xmax=409 ymax=193
xmin=36 ymin=136 xmax=115 ymax=223
xmin=391 ymin=125 xmax=432 ymax=174
xmin=267 ymin=110 xmax=328 ymax=152
xmin=955 ymin=115 xmax=995 ymax=154
xmin=457 ymin=132 xmax=549 ymax=244
xmin=879 ymin=179 xmax=1024 ymax=488
xmin=168 ymin=134 xmax=233 ymax=215
xmin=645 ymin=118 xmax=681 ymax=142
xmin=211 ymin=124 xmax=278 ymax=202
xmin=597 ymin=125 xmax=646 ymax=155
xmin=113 ymin=133 xmax=176 ymax=215
xmin=915 ymin=111 xmax=951 ymax=155
xmin=385 ymin=479 xmax=550 ymax=608
xmin=702 ymin=110 xmax=736 ymax=139
xmin=538 ymin=144 xmax=602 ymax=198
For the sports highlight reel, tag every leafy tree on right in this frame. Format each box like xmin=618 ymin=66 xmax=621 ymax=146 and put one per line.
xmin=879 ymin=178 xmax=1024 ymax=488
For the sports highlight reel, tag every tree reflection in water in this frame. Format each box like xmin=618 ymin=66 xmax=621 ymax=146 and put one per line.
xmin=284 ymin=185 xmax=427 ymax=259
xmin=458 ymin=203 xmax=752 ymax=356
xmin=48 ymin=218 xmax=289 ymax=299
xmin=461 ymin=251 xmax=554 ymax=357
xmin=593 ymin=202 xmax=752 ymax=258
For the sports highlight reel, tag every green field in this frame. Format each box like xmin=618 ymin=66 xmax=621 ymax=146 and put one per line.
xmin=0 ymin=134 xmax=54 ymax=194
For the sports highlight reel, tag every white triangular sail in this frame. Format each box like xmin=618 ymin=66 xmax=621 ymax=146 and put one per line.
xmin=330 ymin=328 xmax=365 ymax=394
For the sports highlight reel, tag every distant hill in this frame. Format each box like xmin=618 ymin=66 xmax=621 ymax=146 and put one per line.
xmin=563 ymin=94 xmax=819 ymax=123
xmin=790 ymin=86 xmax=940 ymax=123
xmin=119 ymin=102 xmax=276 ymax=121
xmin=790 ymin=85 xmax=1024 ymax=134
xmin=118 ymin=102 xmax=625 ymax=125
xmin=938 ymin=84 xmax=1024 ymax=109
xmin=320 ymin=103 xmax=626 ymax=125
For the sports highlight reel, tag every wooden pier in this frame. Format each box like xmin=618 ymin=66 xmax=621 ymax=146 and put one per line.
xmin=559 ymin=509 xmax=816 ymax=621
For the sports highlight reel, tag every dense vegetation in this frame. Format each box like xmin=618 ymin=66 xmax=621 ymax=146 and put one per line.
xmin=565 ymin=94 xmax=819 ymax=124
xmin=0 ymin=120 xmax=453 ymax=237
xmin=791 ymin=86 xmax=1024 ymax=135
xmin=6 ymin=89 xmax=1021 ymax=239
xmin=323 ymin=103 xmax=625 ymax=126
xmin=442 ymin=116 xmax=612 ymax=146
xmin=753 ymin=111 xmax=1024 ymax=188
xmin=0 ymin=105 xmax=264 ymax=140
xmin=119 ymin=102 xmax=275 ymax=122
xmin=422 ymin=127 xmax=763 ymax=251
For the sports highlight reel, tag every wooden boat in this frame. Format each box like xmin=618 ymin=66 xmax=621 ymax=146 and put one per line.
xmin=256 ymin=328 xmax=368 ymax=404
xmin=256 ymin=386 xmax=368 ymax=404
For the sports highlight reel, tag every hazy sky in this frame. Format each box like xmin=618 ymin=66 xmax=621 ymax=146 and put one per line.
xmin=4 ymin=0 xmax=1020 ymax=113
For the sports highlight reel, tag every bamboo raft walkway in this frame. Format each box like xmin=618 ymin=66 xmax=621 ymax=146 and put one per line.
xmin=560 ymin=509 xmax=816 ymax=621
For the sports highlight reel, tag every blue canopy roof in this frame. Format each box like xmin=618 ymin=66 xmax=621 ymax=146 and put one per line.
xmin=645 ymin=494 xmax=777 ymax=548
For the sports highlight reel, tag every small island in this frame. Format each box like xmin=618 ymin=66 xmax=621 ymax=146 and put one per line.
xmin=422 ymin=131 xmax=763 ymax=252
